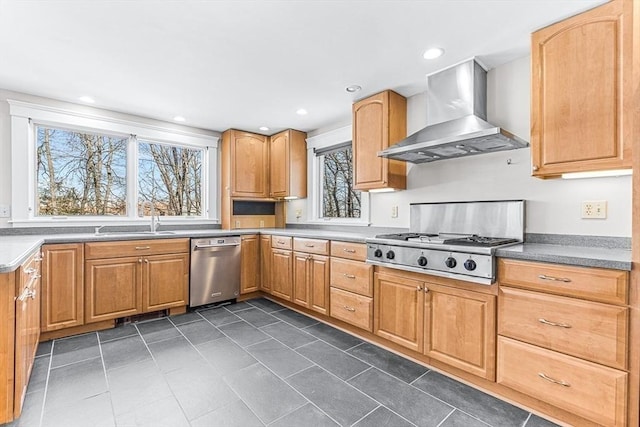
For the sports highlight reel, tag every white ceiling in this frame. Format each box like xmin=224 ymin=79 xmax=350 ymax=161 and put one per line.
xmin=0 ymin=0 xmax=606 ymax=135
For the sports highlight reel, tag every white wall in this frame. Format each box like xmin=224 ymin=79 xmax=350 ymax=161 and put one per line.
xmin=0 ymin=89 xmax=220 ymax=228
xmin=288 ymin=56 xmax=632 ymax=237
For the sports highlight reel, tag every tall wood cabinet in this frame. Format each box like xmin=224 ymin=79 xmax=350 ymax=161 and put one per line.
xmin=269 ymin=129 xmax=307 ymax=199
xmin=41 ymin=244 xmax=84 ymax=332
xmin=352 ymin=90 xmax=407 ymax=191
xmin=531 ymin=0 xmax=634 ymax=177
xmin=240 ymin=235 xmax=260 ymax=294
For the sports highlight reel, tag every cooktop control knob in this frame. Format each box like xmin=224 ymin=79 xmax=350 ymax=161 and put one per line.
xmin=464 ymin=259 xmax=477 ymax=271
xmin=417 ymin=256 xmax=428 ymax=267
xmin=386 ymin=250 xmax=395 ymax=260
xmin=445 ymin=257 xmax=457 ymax=268
xmin=374 ymin=249 xmax=383 ymax=258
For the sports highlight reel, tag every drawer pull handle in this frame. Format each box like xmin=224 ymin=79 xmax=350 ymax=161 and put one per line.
xmin=343 ymin=273 xmax=356 ymax=279
xmin=538 ymin=372 xmax=571 ymax=387
xmin=538 ymin=274 xmax=571 ymax=283
xmin=277 ymin=240 xmax=286 ymax=244
xmin=135 ymin=246 xmax=151 ymax=250
xmin=343 ymin=248 xmax=356 ymax=253
xmin=304 ymin=243 xmax=315 ymax=248
xmin=343 ymin=305 xmax=356 ymax=312
xmin=538 ymin=318 xmax=572 ymax=328
xmin=24 ymin=268 xmax=37 ymax=274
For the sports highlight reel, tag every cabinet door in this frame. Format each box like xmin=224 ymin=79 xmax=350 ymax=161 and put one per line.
xmin=531 ymin=0 xmax=632 ymax=176
xmin=143 ymin=253 xmax=189 ymax=312
xmin=309 ymin=255 xmax=329 ymax=315
xmin=293 ymin=252 xmax=309 ymax=307
xmin=0 ymin=272 xmax=15 ymax=424
xmin=271 ymin=249 xmax=292 ymax=301
xmin=353 ymin=90 xmax=406 ymax=191
xmin=374 ymin=271 xmax=424 ymax=352
xmin=231 ymin=131 xmax=269 ymax=198
xmin=240 ymin=235 xmax=260 ymax=294
xmin=260 ymin=235 xmax=272 ymax=293
xmin=41 ymin=244 xmax=84 ymax=332
xmin=424 ymin=283 xmax=496 ymax=380
xmin=85 ymin=257 xmax=142 ymax=323
xmin=270 ymin=130 xmax=289 ymax=197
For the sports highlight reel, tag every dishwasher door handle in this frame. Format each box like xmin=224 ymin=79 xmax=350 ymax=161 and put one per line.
xmin=194 ymin=243 xmax=240 ymax=250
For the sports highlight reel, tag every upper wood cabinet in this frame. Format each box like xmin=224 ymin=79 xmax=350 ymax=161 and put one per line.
xmin=269 ymin=129 xmax=307 ymax=199
xmin=353 ymin=90 xmax=407 ymax=191
xmin=221 ymin=130 xmax=269 ymax=198
xmin=41 ymin=244 xmax=84 ymax=332
xmin=531 ymin=0 xmax=634 ymax=177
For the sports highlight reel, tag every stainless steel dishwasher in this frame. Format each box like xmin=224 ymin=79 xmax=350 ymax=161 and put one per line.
xmin=190 ymin=236 xmax=241 ymax=307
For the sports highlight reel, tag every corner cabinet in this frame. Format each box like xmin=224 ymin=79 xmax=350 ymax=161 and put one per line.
xmin=222 ymin=130 xmax=269 ymax=198
xmin=353 ymin=90 xmax=407 ymax=191
xmin=269 ymin=129 xmax=307 ymax=199
xmin=530 ymin=0 xmax=634 ymax=177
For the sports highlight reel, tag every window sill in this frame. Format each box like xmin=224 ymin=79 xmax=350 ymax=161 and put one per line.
xmin=8 ymin=218 xmax=220 ymax=227
xmin=300 ymin=220 xmax=371 ymax=227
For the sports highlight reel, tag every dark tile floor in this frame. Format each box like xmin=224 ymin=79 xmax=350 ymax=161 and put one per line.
xmin=6 ymin=298 xmax=560 ymax=427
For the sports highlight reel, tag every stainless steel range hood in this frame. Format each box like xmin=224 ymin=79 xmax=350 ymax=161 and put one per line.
xmin=379 ymin=59 xmax=528 ymax=163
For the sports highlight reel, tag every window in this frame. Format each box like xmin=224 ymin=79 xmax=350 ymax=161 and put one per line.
xmin=9 ymin=100 xmax=218 ymax=224
xmin=319 ymin=144 xmax=361 ymax=218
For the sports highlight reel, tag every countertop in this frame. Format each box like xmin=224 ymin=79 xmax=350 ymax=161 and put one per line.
xmin=0 ymin=228 xmax=632 ymax=274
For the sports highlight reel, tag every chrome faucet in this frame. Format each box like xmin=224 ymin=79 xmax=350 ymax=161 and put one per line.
xmin=140 ymin=201 xmax=160 ymax=232
xmin=94 ymin=225 xmax=105 ymax=235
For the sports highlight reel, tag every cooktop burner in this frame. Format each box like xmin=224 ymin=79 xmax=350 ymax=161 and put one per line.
xmin=374 ymin=233 xmax=519 ymax=248
xmin=444 ymin=236 xmax=520 ymax=247
xmin=374 ymin=233 xmax=438 ymax=241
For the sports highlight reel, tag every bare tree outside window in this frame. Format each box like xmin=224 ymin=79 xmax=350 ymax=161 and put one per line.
xmin=36 ymin=126 xmax=127 ymax=216
xmin=321 ymin=146 xmax=361 ymax=218
xmin=138 ymin=141 xmax=202 ymax=216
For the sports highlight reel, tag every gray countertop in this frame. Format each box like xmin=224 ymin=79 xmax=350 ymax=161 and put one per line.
xmin=0 ymin=228 xmax=632 ymax=274
xmin=496 ymin=243 xmax=632 ymax=271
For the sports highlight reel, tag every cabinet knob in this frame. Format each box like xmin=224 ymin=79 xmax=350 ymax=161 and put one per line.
xmin=138 ymin=258 xmax=143 ymax=263
xmin=532 ymin=165 xmax=539 ymax=171
xmin=417 ymin=286 xmax=423 ymax=292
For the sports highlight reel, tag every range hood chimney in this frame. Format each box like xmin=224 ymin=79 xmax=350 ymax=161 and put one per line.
xmin=378 ymin=59 xmax=528 ymax=163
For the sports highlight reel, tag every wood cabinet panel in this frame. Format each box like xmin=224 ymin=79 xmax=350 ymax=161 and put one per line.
xmin=293 ymin=252 xmax=309 ymax=307
xmin=85 ymin=238 xmax=189 ymax=259
xmin=293 ymin=238 xmax=329 ymax=256
xmin=230 ymin=131 xmax=269 ymax=198
xmin=309 ymin=255 xmax=329 ymax=315
xmin=498 ymin=336 xmax=627 ymax=427
xmin=499 ymin=287 xmax=628 ymax=370
xmin=143 ymin=253 xmax=189 ymax=312
xmin=374 ymin=271 xmax=423 ymax=352
xmin=271 ymin=249 xmax=293 ymax=301
xmin=271 ymin=236 xmax=292 ymax=250
xmin=0 ymin=272 xmax=15 ymax=424
xmin=425 ymin=283 xmax=496 ymax=380
xmin=41 ymin=244 xmax=84 ymax=332
xmin=269 ymin=129 xmax=307 ymax=199
xmin=330 ymin=287 xmax=373 ymax=331
xmin=330 ymin=258 xmax=373 ymax=297
xmin=498 ymin=258 xmax=628 ymax=305
xmin=240 ymin=235 xmax=260 ymax=294
xmin=85 ymin=257 xmax=142 ymax=323
xmin=260 ymin=235 xmax=272 ymax=293
xmin=353 ymin=90 xmax=406 ymax=191
xmin=531 ymin=0 xmax=633 ymax=176
xmin=330 ymin=241 xmax=367 ymax=261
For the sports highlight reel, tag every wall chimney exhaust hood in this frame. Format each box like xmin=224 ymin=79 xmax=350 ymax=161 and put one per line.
xmin=378 ymin=59 xmax=528 ymax=163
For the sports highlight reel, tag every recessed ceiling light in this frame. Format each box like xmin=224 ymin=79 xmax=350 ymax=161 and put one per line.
xmin=173 ymin=116 xmax=186 ymax=122
xmin=296 ymin=108 xmax=308 ymax=116
xmin=78 ymin=96 xmax=95 ymax=104
xmin=345 ymin=85 xmax=362 ymax=93
xmin=423 ymin=47 xmax=445 ymax=60
xmin=259 ymin=126 xmax=270 ymax=131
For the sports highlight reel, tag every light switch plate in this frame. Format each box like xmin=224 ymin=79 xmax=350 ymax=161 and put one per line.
xmin=0 ymin=204 xmax=9 ymax=218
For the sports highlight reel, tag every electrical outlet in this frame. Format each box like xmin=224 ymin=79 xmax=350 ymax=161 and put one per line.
xmin=235 ymin=220 xmax=241 ymax=228
xmin=259 ymin=220 xmax=265 ymax=228
xmin=0 ymin=204 xmax=9 ymax=218
xmin=391 ymin=206 xmax=398 ymax=218
xmin=582 ymin=201 xmax=607 ymax=219
xmin=295 ymin=209 xmax=302 ymax=219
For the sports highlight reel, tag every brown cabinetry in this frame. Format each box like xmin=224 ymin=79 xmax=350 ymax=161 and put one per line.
xmin=41 ymin=243 xmax=84 ymax=332
xmin=260 ymin=235 xmax=272 ymax=294
xmin=240 ymin=235 xmax=260 ymax=294
xmin=497 ymin=258 xmax=629 ymax=426
xmin=269 ymin=129 xmax=307 ymax=199
xmin=292 ymin=238 xmax=330 ymax=315
xmin=271 ymin=243 xmax=293 ymax=301
xmin=352 ymin=90 xmax=407 ymax=191
xmin=222 ymin=130 xmax=269 ymax=198
xmin=531 ymin=0 xmax=634 ymax=177
xmin=85 ymin=239 xmax=189 ymax=323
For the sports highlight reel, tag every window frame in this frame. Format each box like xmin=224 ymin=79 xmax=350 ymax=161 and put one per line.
xmin=9 ymin=100 xmax=219 ymax=226
xmin=306 ymin=125 xmax=369 ymax=225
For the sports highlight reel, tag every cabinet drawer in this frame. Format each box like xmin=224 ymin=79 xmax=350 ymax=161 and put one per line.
xmin=85 ymin=239 xmax=189 ymax=259
xmin=499 ymin=287 xmax=628 ymax=369
xmin=498 ymin=259 xmax=628 ymax=305
xmin=330 ymin=287 xmax=372 ymax=332
xmin=497 ymin=336 xmax=627 ymax=427
xmin=271 ymin=236 xmax=292 ymax=250
xmin=293 ymin=238 xmax=329 ymax=255
xmin=330 ymin=241 xmax=367 ymax=261
xmin=330 ymin=258 xmax=373 ymax=297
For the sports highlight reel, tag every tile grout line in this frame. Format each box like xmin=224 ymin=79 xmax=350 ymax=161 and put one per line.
xmin=348 ymin=404 xmax=382 ymax=427
xmin=37 ymin=340 xmax=55 ymax=427
xmin=522 ymin=412 xmax=532 ymax=427
xmin=435 ymin=408 xmax=457 ymax=427
xmin=96 ymin=331 xmax=118 ymax=426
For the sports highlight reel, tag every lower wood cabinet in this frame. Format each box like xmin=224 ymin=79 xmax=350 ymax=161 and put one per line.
xmin=271 ymin=248 xmax=293 ymax=301
xmin=240 ymin=235 xmax=260 ymax=294
xmin=293 ymin=252 xmax=329 ymax=315
xmin=260 ymin=235 xmax=272 ymax=294
xmin=330 ymin=287 xmax=372 ymax=331
xmin=41 ymin=244 xmax=84 ymax=332
xmin=143 ymin=253 xmax=189 ymax=312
